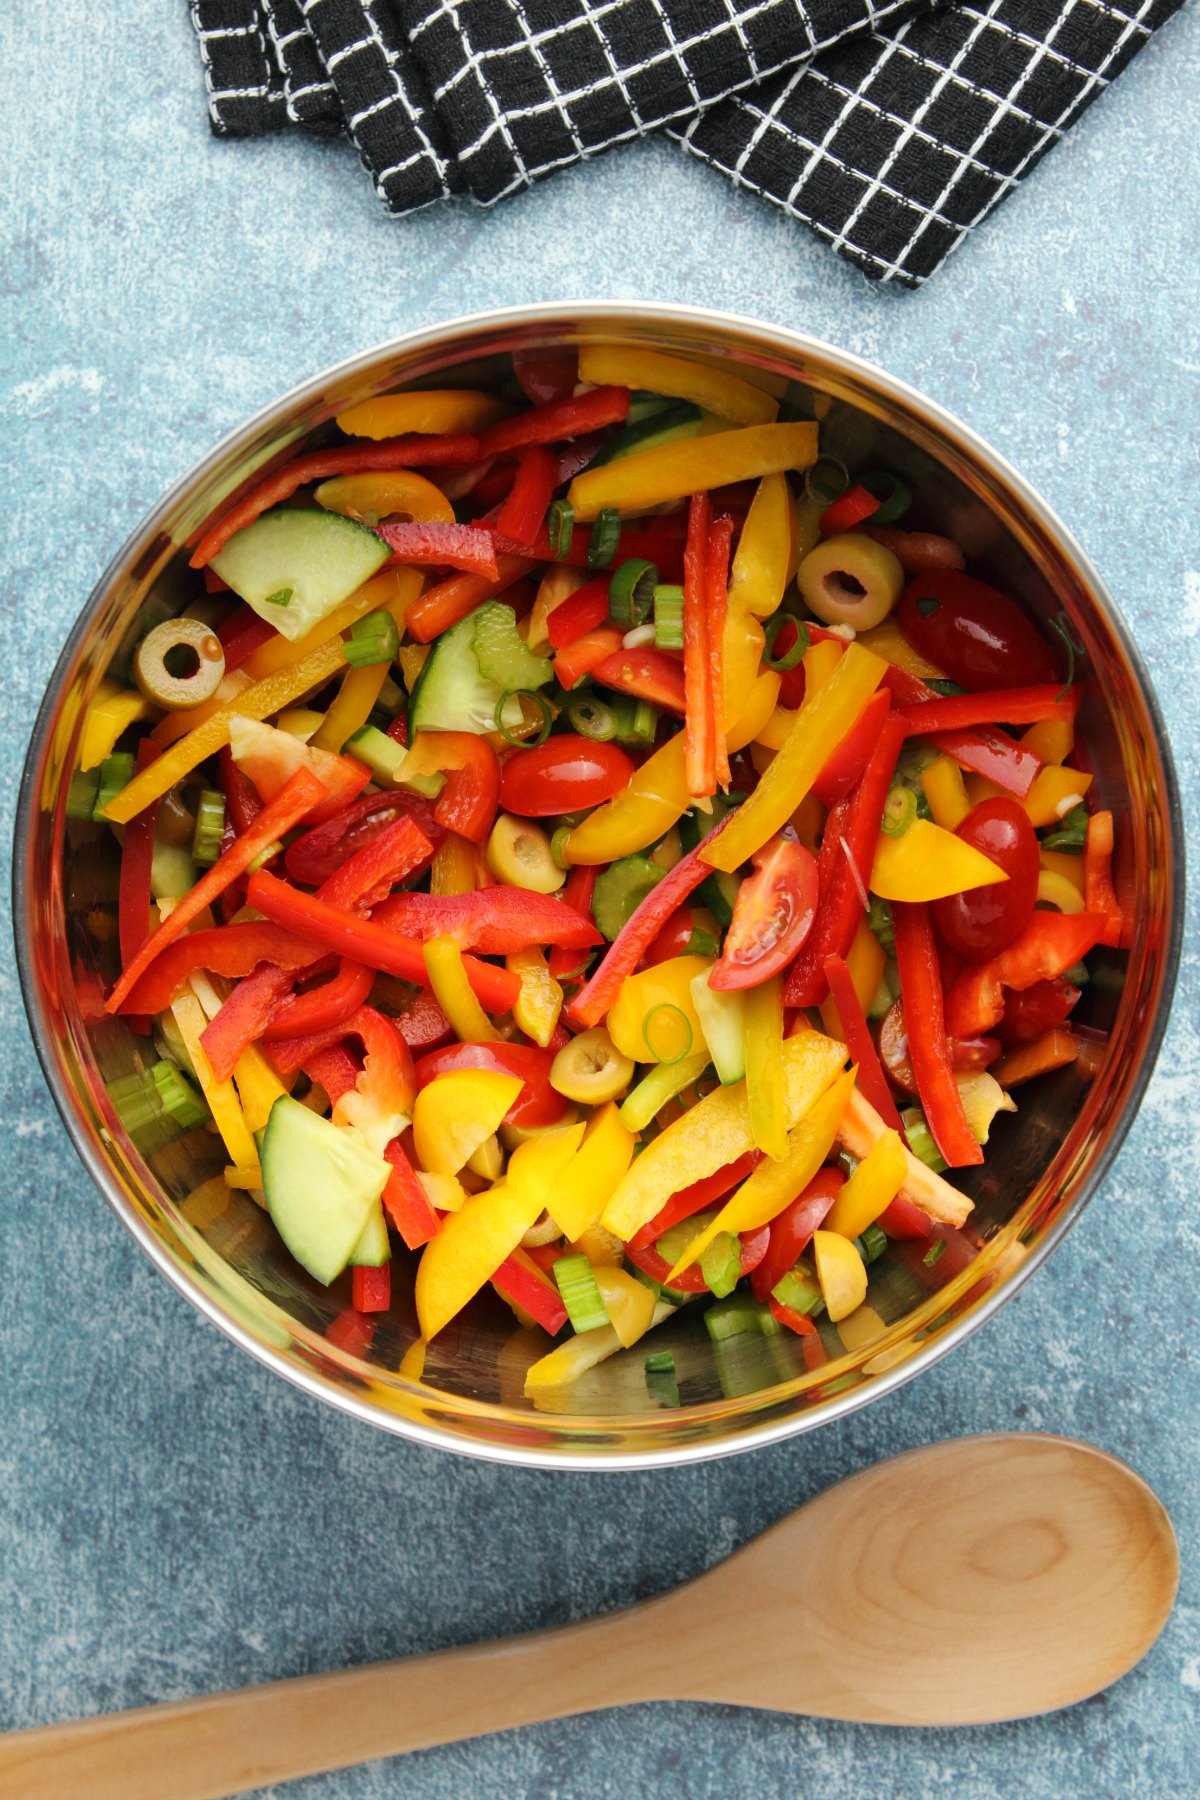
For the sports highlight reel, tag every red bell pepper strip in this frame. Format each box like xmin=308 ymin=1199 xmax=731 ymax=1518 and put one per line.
xmin=682 ymin=491 xmax=713 ymax=796
xmin=626 ymin=1223 xmax=769 ymax=1295
xmin=820 ymin=484 xmax=880 ymax=535
xmin=284 ymin=792 xmax=443 ymax=887
xmin=1084 ymin=810 xmax=1124 ymax=948
xmin=325 ymin=1307 xmax=376 ymax=1357
xmin=891 ymin=900 xmax=983 ymax=1169
xmin=479 ymin=386 xmax=631 ymax=459
xmin=898 ymin=686 xmax=1080 ymax=735
xmin=706 ymin=515 xmax=732 ymax=788
xmin=381 ymin=1139 xmax=440 ymax=1250
xmin=553 ymin=627 xmax=624 ymax=692
xmin=218 ymin=745 xmax=266 ymax=836
xmin=404 ymin=731 xmax=499 ymax=845
xmin=571 ymin=816 xmax=730 ymax=1028
xmin=375 ymin=886 xmax=602 ymax=954
xmin=316 ymin=816 xmax=436 ymax=912
xmin=496 ymin=445 xmax=558 ymax=547
xmin=189 ymin=435 xmax=482 ymax=568
xmin=770 ymin=1298 xmax=818 ymax=1336
xmin=261 ymin=958 xmax=375 ymax=1041
xmin=628 ymin=1152 xmax=763 ymax=1252
xmin=749 ymin=1168 xmax=844 ymax=1302
xmin=822 ymin=954 xmax=903 ymax=1130
xmin=334 ymin=1004 xmax=417 ymax=1126
xmin=246 ymin=868 xmax=520 ymax=1014
xmin=217 ymin=603 xmax=277 ymax=672
xmin=351 ymin=1264 xmax=391 ymax=1313
xmin=593 ymin=646 xmax=687 ymax=715
xmin=390 ymin=988 xmax=455 ymax=1053
xmin=548 ymin=864 xmax=599 ymax=981
xmin=492 ymin=1247 xmax=568 ymax=1334
xmin=493 ymin=514 xmax=688 ymax=578
xmin=512 ymin=346 xmax=578 ymax=407
xmin=106 ymin=769 xmax=327 ymax=1014
xmin=302 ymin=1044 xmax=360 ymax=1104
xmin=117 ymin=921 xmax=324 ymax=1016
xmin=375 ymin=519 xmax=499 ymax=579
xmin=403 ymin=557 xmax=536 ymax=643
xmin=412 ymin=1042 xmax=566 ymax=1128
xmin=784 ymin=710 xmax=905 ymax=1007
xmin=202 ymin=962 xmax=300 ymax=1081
xmin=944 ymin=912 xmax=1105 ymax=1039
xmin=545 ymin=576 xmax=611 ymax=651
xmin=875 ymin=658 xmax=1041 ymax=797
xmin=117 ymin=739 xmax=163 ymax=983
xmin=812 ymin=690 xmax=896 ymax=808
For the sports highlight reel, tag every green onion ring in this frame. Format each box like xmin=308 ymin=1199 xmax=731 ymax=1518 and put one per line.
xmin=858 ymin=470 xmax=912 ymax=525
xmin=495 ymin=689 xmax=553 ymax=747
xmin=642 ymin=1002 xmax=694 ymax=1065
xmin=762 ymin=613 xmax=809 ymax=671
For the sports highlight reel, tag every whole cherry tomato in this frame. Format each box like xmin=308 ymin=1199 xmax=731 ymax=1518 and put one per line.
xmin=709 ymin=836 xmax=818 ymax=991
xmin=411 ymin=1042 xmax=565 ymax=1127
xmin=896 ymin=570 xmax=1060 ymax=691
xmin=498 ymin=734 xmax=635 ymax=817
xmin=997 ymin=975 xmax=1081 ymax=1047
xmin=931 ymin=798 xmax=1039 ymax=962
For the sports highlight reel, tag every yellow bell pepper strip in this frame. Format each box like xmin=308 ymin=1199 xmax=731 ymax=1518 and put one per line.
xmin=593 ymin=1267 xmax=659 ymax=1348
xmin=150 ymin=673 xmax=254 ymax=749
xmin=964 ymin=762 xmax=1092 ymax=827
xmin=411 ymin=1068 xmax=523 ymax=1175
xmin=921 ymin=753 xmax=971 ymax=830
xmin=838 ymin=1086 xmax=972 ymax=1226
xmin=102 ymin=642 xmax=347 ymax=825
xmin=577 ymin=344 xmax=779 ymax=425
xmin=415 ymin=1124 xmax=584 ymax=1339
xmin=547 ymin=1101 xmax=635 ymax=1241
xmin=856 ymin=617 xmax=945 ymax=679
xmin=79 ymin=682 xmax=154 ymax=770
xmin=812 ymin=1228 xmax=868 ymax=1322
xmin=1020 ymin=715 xmax=1074 ymax=765
xmin=870 ymin=818 xmax=1008 ymax=903
xmin=416 ymin=1169 xmax=469 ymax=1213
xmin=430 ymin=832 xmax=480 ymax=896
xmin=565 ymin=671 xmax=779 ymax=866
xmin=569 ymin=1223 xmax=625 ymax=1266
xmin=568 ymin=422 xmax=820 ymax=521
xmin=313 ymin=467 xmax=456 ymax=525
xmin=702 ymin=644 xmax=886 ymax=874
xmin=224 ymin=1164 xmax=264 ymax=1191
xmin=1036 ymin=869 xmax=1085 ymax=914
xmin=617 ymin=1049 xmax=711 ymax=1133
xmin=801 ymin=634 xmax=843 ymax=694
xmin=524 ymin=1298 xmax=676 ymax=1392
xmin=725 ymin=472 xmax=793 ymax=620
xmin=606 ymin=954 xmax=712 ymax=1065
xmin=310 ymin=663 xmax=390 ymax=754
xmin=242 ymin=566 xmax=423 ymax=682
xmin=667 ymin=1067 xmax=856 ymax=1280
xmin=744 ymin=976 xmax=787 ymax=1162
xmin=169 ymin=991 xmax=258 ymax=1169
xmin=824 ymin=1126 xmax=908 ymax=1239
xmin=602 ymin=1031 xmax=847 ymax=1242
xmin=1039 ymin=848 xmax=1085 ymax=897
xmin=791 ymin=492 xmax=824 ymax=570
xmin=506 ymin=946 xmax=563 ymax=1048
xmin=423 ymin=933 xmax=503 ymax=1044
xmin=336 ymin=390 xmax=511 ymax=438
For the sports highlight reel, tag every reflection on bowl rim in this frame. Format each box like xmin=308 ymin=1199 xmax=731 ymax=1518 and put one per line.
xmin=13 ymin=302 xmax=1185 ymax=1468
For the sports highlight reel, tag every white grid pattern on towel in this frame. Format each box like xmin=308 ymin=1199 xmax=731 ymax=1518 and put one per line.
xmin=191 ymin=0 xmax=287 ymax=117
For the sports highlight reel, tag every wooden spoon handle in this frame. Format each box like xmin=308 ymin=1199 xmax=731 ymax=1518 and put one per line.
xmin=0 ymin=1608 xmax=661 ymax=1800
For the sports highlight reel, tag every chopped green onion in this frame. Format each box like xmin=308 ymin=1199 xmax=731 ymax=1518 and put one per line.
xmin=762 ymin=613 xmax=808 ymax=671
xmin=644 ymin=1349 xmax=676 ymax=1373
xmin=642 ymin=1003 xmax=693 ymax=1065
xmin=106 ymin=1070 xmax=169 ymax=1151
xmin=565 ymin=692 xmax=617 ymax=741
xmin=652 ymin=584 xmax=685 ymax=649
xmin=686 ymin=925 xmax=720 ymax=959
xmin=868 ymin=896 xmax=895 ymax=956
xmin=901 ymin=1107 xmax=948 ymax=1174
xmin=247 ymin=840 xmax=282 ymax=875
xmin=495 ymin=689 xmax=553 ymax=747
xmin=191 ymin=789 xmax=226 ymax=867
xmin=1064 ymin=961 xmax=1091 ymax=986
xmin=344 ymin=608 xmax=400 ymax=669
xmin=645 ymin=1363 xmax=681 ymax=1407
xmin=263 ymin=587 xmax=293 ymax=608
xmin=881 ymin=786 xmax=918 ymax=838
xmin=704 ymin=1295 xmax=782 ymax=1342
xmin=149 ymin=1058 xmax=209 ymax=1130
xmin=925 ymin=679 xmax=968 ymax=698
xmin=629 ymin=1264 xmax=687 ymax=1306
xmin=66 ymin=769 xmax=101 ymax=820
xmin=804 ymin=457 xmax=849 ymax=505
xmin=923 ymin=1238 xmax=947 ymax=1268
xmin=915 ymin=594 xmax=939 ymax=619
xmin=553 ymin=1253 xmax=610 ymax=1334
xmin=1048 ymin=611 xmax=1083 ymax=700
xmin=610 ymin=694 xmax=658 ymax=747
xmin=859 ymin=471 xmax=912 ymax=525
xmin=547 ymin=499 xmax=575 ymax=560
xmin=608 ymin=558 xmax=658 ymax=626
xmin=587 ymin=507 xmax=621 ymax=570
xmin=854 ymin=1222 xmax=888 ymax=1265
xmin=550 ymin=825 xmax=572 ymax=870
xmin=93 ymin=752 xmax=135 ymax=822
xmin=772 ymin=1265 xmax=825 ymax=1317
xmin=700 ymin=1231 xmax=743 ymax=1300
xmin=1041 ymin=803 xmax=1089 ymax=852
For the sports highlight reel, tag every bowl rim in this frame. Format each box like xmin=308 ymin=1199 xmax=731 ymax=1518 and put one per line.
xmin=12 ymin=300 xmax=1186 ymax=1469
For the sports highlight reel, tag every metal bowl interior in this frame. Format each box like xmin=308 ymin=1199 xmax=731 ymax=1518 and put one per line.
xmin=13 ymin=305 xmax=1183 ymax=1467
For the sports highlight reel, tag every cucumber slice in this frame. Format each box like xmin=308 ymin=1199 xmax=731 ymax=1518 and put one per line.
xmin=211 ymin=507 xmax=389 ymax=643
xmin=408 ymin=608 xmax=500 ymax=735
xmin=592 ymin=854 xmax=663 ymax=942
xmin=349 ymin=1197 xmax=391 ymax=1268
xmin=590 ymin=403 xmax=718 ymax=468
xmin=690 ymin=972 xmax=747 ymax=1085
xmin=261 ymin=1095 xmax=391 ymax=1285
xmin=150 ymin=839 xmax=197 ymax=900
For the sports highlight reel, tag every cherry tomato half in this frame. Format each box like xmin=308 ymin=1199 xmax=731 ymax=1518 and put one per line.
xmin=411 ymin=1042 xmax=566 ymax=1128
xmin=896 ymin=570 xmax=1060 ymax=691
xmin=709 ymin=836 xmax=818 ymax=991
xmin=498 ymin=734 xmax=635 ymax=817
xmin=931 ymin=798 xmax=1039 ymax=962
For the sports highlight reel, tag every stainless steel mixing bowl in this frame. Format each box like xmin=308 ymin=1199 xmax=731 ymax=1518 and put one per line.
xmin=13 ymin=305 xmax=1183 ymax=1467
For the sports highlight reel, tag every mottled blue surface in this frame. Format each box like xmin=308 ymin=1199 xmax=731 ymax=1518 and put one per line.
xmin=2 ymin=4 xmax=1198 ymax=1794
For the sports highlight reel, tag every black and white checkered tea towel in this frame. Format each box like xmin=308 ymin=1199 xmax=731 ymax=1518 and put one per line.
xmin=190 ymin=0 xmax=1186 ymax=284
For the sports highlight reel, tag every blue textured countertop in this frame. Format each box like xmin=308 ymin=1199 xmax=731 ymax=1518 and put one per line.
xmin=2 ymin=5 xmax=1198 ymax=1794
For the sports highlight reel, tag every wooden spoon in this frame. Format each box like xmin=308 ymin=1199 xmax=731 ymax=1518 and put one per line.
xmin=0 ymin=1434 xmax=1176 ymax=1800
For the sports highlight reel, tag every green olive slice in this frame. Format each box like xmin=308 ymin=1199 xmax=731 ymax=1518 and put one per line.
xmin=550 ymin=1027 xmax=635 ymax=1105
xmin=134 ymin=617 xmax=226 ymax=710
